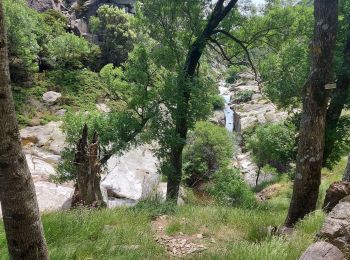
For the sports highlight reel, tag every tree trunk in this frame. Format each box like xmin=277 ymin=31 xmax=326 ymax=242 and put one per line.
xmin=285 ymin=0 xmax=338 ymax=227
xmin=72 ymin=124 xmax=106 ymax=208
xmin=256 ymin=166 xmax=261 ymax=187
xmin=166 ymin=0 xmax=239 ymax=201
xmin=342 ymin=153 xmax=350 ymax=182
xmin=0 ymin=2 xmax=49 ymax=259
xmin=323 ymin=27 xmax=350 ymax=164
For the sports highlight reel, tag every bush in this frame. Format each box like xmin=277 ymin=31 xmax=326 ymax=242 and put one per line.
xmin=209 ymin=168 xmax=256 ymax=207
xmin=47 ymin=33 xmax=100 ymax=69
xmin=232 ymin=90 xmax=254 ymax=103
xmin=90 ymin=5 xmax=136 ymax=67
xmin=183 ymin=121 xmax=234 ymax=186
xmin=225 ymin=66 xmax=241 ymax=84
xmin=211 ymin=94 xmax=225 ymax=110
xmin=246 ymin=122 xmax=297 ymax=172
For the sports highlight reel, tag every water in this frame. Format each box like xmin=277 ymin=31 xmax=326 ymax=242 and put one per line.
xmin=220 ymin=89 xmax=234 ymax=132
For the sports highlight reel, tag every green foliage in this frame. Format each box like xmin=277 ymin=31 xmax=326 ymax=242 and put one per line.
xmin=208 ymin=168 xmax=256 ymax=207
xmin=3 ymin=0 xmax=41 ymax=77
xmin=47 ymin=33 xmax=100 ymax=69
xmin=260 ymin=38 xmax=310 ymax=109
xmin=90 ymin=5 xmax=136 ymax=66
xmin=324 ymin=116 xmax=350 ymax=169
xmin=246 ymin=122 xmax=297 ymax=172
xmin=226 ymin=66 xmax=241 ymax=84
xmin=210 ymin=94 xmax=225 ymax=110
xmin=233 ymin=90 xmax=254 ymax=104
xmin=183 ymin=122 xmax=234 ymax=186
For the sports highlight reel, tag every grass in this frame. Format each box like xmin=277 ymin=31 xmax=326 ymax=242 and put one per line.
xmin=0 ymin=159 xmax=344 ymax=259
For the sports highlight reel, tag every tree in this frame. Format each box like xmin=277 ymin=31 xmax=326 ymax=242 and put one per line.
xmin=0 ymin=1 xmax=49 ymax=258
xmin=323 ymin=0 xmax=350 ymax=165
xmin=246 ymin=122 xmax=297 ymax=184
xmin=165 ymin=0 xmax=239 ymax=200
xmin=285 ymin=0 xmax=338 ymax=227
xmin=71 ymin=124 xmax=106 ymax=208
xmin=90 ymin=5 xmax=136 ymax=67
xmin=183 ymin=121 xmax=234 ymax=187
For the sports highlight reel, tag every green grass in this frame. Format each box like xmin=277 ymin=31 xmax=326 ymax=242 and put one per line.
xmin=0 ymin=159 xmax=345 ymax=259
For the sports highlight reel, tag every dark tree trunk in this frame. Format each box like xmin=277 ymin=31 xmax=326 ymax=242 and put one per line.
xmin=323 ymin=27 xmax=350 ymax=164
xmin=285 ymin=0 xmax=338 ymax=227
xmin=166 ymin=0 xmax=239 ymax=201
xmin=342 ymin=153 xmax=350 ymax=182
xmin=256 ymin=166 xmax=261 ymax=187
xmin=0 ymin=2 xmax=49 ymax=259
xmin=72 ymin=124 xmax=106 ymax=208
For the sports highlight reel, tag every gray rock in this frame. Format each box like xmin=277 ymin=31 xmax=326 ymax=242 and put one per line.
xmin=42 ymin=91 xmax=62 ymax=104
xmin=101 ymin=146 xmax=160 ymax=202
xmin=299 ymin=242 xmax=344 ymax=260
xmin=27 ymin=0 xmax=63 ymax=12
xmin=20 ymin=121 xmax=65 ymax=154
xmin=320 ymin=195 xmax=350 ymax=253
xmin=55 ymin=109 xmax=67 ymax=116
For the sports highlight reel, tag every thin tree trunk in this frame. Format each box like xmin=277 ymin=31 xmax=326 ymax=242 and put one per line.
xmin=342 ymin=153 xmax=350 ymax=182
xmin=323 ymin=27 xmax=350 ymax=164
xmin=285 ymin=0 xmax=338 ymax=227
xmin=72 ymin=124 xmax=106 ymax=207
xmin=166 ymin=0 xmax=239 ymax=201
xmin=0 ymin=2 xmax=49 ymax=259
xmin=256 ymin=166 xmax=261 ymax=187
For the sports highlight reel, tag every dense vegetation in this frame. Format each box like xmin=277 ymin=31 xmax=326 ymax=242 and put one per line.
xmin=0 ymin=0 xmax=350 ymax=258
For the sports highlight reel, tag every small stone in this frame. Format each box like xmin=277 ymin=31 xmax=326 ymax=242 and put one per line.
xmin=42 ymin=91 xmax=62 ymax=104
xmin=196 ymin=234 xmax=203 ymax=239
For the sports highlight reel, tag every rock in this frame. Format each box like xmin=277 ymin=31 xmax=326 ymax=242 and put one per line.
xmin=55 ymin=109 xmax=67 ymax=116
xmin=101 ymin=146 xmax=160 ymax=203
xmin=96 ymin=103 xmax=111 ymax=113
xmin=323 ymin=181 xmax=350 ymax=213
xmin=42 ymin=91 xmax=62 ymax=104
xmin=209 ymin=110 xmax=225 ymax=126
xmin=27 ymin=0 xmax=63 ymax=12
xmin=0 ymin=181 xmax=74 ymax=216
xmin=299 ymin=242 xmax=344 ymax=260
xmin=20 ymin=121 xmax=65 ymax=154
xmin=156 ymin=182 xmax=185 ymax=205
xmin=35 ymin=181 xmax=74 ymax=212
xmin=256 ymin=183 xmax=284 ymax=201
xmin=26 ymin=154 xmax=56 ymax=181
xmin=320 ymin=195 xmax=350 ymax=254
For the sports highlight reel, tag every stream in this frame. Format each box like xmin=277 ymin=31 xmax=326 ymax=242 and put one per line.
xmin=219 ymin=81 xmax=234 ymax=132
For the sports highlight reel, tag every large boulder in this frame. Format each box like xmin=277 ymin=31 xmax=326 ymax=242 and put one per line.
xmin=101 ymin=146 xmax=160 ymax=205
xmin=323 ymin=181 xmax=350 ymax=213
xmin=299 ymin=242 xmax=344 ymax=260
xmin=320 ymin=195 xmax=350 ymax=254
xmin=20 ymin=121 xmax=65 ymax=154
xmin=0 ymin=181 xmax=74 ymax=216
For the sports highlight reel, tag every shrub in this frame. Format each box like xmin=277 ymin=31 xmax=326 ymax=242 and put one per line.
xmin=90 ymin=5 xmax=136 ymax=67
xmin=209 ymin=168 xmax=256 ymax=207
xmin=183 ymin=121 xmax=234 ymax=186
xmin=211 ymin=94 xmax=225 ymax=110
xmin=232 ymin=90 xmax=254 ymax=103
xmin=47 ymin=33 xmax=100 ymax=69
xmin=225 ymin=66 xmax=241 ymax=84
xmin=246 ymin=122 xmax=297 ymax=172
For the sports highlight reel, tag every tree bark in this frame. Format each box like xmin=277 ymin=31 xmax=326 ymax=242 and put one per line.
xmin=323 ymin=27 xmax=350 ymax=164
xmin=166 ymin=0 xmax=239 ymax=201
xmin=342 ymin=153 xmax=350 ymax=182
xmin=0 ymin=1 xmax=49 ymax=259
xmin=72 ymin=124 xmax=106 ymax=208
xmin=285 ymin=0 xmax=338 ymax=227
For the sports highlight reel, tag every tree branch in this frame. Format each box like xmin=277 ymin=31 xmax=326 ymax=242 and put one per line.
xmin=213 ymin=29 xmax=259 ymax=86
